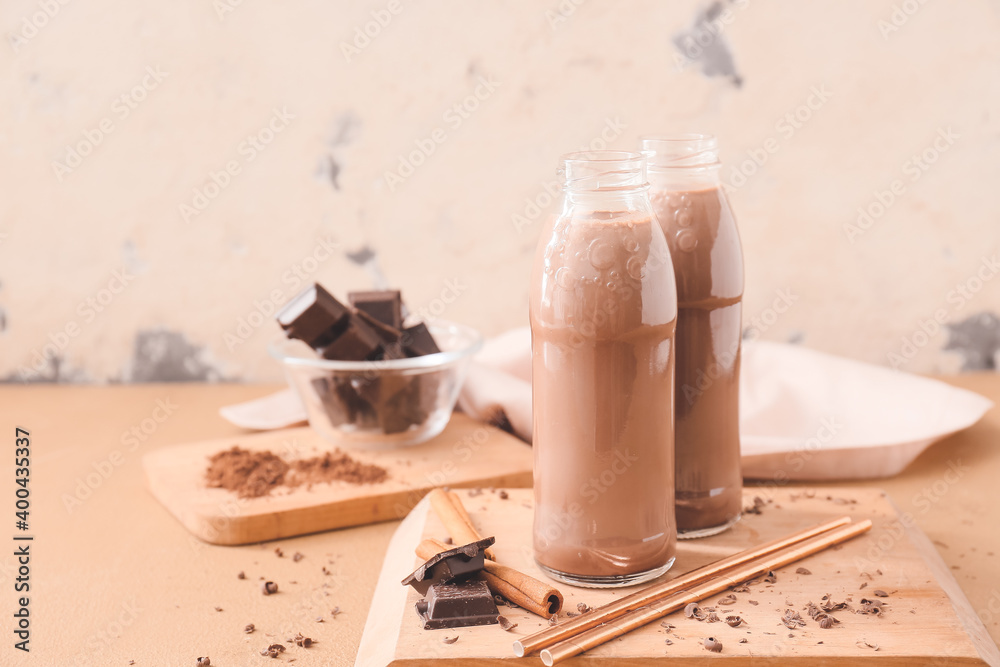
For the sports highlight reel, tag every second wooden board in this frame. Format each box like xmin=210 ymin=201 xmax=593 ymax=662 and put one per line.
xmin=356 ymin=487 xmax=999 ymax=666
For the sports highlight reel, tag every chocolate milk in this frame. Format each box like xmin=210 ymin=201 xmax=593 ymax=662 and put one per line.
xmin=645 ymin=136 xmax=744 ymax=537
xmin=531 ymin=182 xmax=678 ymax=586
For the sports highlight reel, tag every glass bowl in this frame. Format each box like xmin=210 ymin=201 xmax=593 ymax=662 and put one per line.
xmin=268 ymin=320 xmax=482 ymax=449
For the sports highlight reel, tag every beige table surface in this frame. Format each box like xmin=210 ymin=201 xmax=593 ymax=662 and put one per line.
xmin=2 ymin=378 xmax=999 ymax=666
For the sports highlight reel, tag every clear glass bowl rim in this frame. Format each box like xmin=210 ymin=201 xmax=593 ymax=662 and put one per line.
xmin=267 ymin=319 xmax=483 ymax=371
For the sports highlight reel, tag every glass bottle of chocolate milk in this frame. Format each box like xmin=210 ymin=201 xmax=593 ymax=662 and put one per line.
xmin=530 ymin=151 xmax=678 ymax=587
xmin=642 ymin=135 xmax=744 ymax=538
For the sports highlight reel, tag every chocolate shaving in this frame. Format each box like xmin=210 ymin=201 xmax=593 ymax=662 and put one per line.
xmin=577 ymin=602 xmax=591 ymax=613
xmin=795 ymin=567 xmax=812 ymax=575
xmin=781 ymin=609 xmax=806 ymax=629
xmin=442 ymin=636 xmax=459 ymax=644
xmin=704 ymin=637 xmax=723 ymax=653
xmin=261 ymin=581 xmax=278 ymax=595
xmin=725 ymin=615 xmax=744 ymax=627
xmin=498 ymin=616 xmax=518 ymax=632
xmin=261 ymin=644 xmax=285 ymax=658
xmin=873 ymin=589 xmax=889 ymax=597
xmin=292 ymin=633 xmax=314 ymax=648
xmin=196 ymin=658 xmax=210 ymax=666
xmin=244 ymin=623 xmax=255 ymax=634
xmin=293 ymin=552 xmax=304 ymax=562
xmin=684 ymin=603 xmax=706 ymax=620
xmin=717 ymin=594 xmax=737 ymax=606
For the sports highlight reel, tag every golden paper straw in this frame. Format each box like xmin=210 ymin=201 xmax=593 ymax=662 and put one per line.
xmin=513 ymin=515 xmax=852 ymax=656
xmin=540 ymin=519 xmax=873 ymax=665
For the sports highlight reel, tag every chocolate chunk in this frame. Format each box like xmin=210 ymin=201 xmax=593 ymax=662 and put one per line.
xmin=277 ymin=284 xmax=350 ymax=349
xmin=402 ymin=322 xmax=441 ymax=357
xmin=312 ymin=377 xmax=377 ymax=428
xmin=402 ymin=537 xmax=495 ymax=595
xmin=349 ymin=290 xmax=403 ymax=330
xmin=355 ymin=309 xmax=403 ymax=349
xmin=319 ymin=314 xmax=383 ymax=361
xmin=415 ymin=579 xmax=499 ymax=630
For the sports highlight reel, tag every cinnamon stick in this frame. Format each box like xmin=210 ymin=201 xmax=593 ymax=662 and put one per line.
xmin=417 ymin=538 xmax=563 ymax=617
xmin=426 ymin=488 xmax=496 ymax=560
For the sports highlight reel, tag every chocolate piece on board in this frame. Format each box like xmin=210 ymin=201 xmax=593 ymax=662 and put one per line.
xmin=415 ymin=579 xmax=500 ymax=630
xmin=401 ymin=537 xmax=495 ymax=595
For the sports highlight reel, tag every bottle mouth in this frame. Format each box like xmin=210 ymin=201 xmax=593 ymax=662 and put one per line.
xmin=558 ymin=150 xmax=648 ymax=192
xmin=640 ymin=134 xmax=719 ymax=169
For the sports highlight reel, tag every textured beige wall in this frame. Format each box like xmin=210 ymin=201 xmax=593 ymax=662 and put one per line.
xmin=2 ymin=0 xmax=999 ymax=382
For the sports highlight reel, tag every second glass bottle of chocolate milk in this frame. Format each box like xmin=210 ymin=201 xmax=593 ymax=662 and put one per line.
xmin=530 ymin=151 xmax=678 ymax=587
xmin=642 ymin=135 xmax=744 ymax=538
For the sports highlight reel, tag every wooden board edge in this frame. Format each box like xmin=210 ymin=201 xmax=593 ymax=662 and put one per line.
xmin=354 ymin=497 xmax=432 ymax=667
xmin=885 ymin=494 xmax=1000 ymax=667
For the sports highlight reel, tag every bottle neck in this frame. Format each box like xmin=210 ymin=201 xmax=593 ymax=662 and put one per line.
xmin=642 ymin=134 xmax=722 ymax=192
xmin=647 ymin=164 xmax=722 ymax=192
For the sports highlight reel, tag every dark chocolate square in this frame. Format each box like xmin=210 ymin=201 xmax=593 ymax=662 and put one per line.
xmin=415 ymin=580 xmax=499 ymax=630
xmin=319 ymin=315 xmax=383 ymax=361
xmin=277 ymin=284 xmax=350 ymax=349
xmin=349 ymin=290 xmax=403 ymax=330
xmin=402 ymin=323 xmax=441 ymax=357
xmin=401 ymin=537 xmax=495 ymax=595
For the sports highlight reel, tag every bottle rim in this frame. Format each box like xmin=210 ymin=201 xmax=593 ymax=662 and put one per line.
xmin=558 ymin=150 xmax=648 ymax=192
xmin=641 ymin=134 xmax=720 ymax=169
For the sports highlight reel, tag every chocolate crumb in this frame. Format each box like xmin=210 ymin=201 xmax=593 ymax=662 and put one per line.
xmin=261 ymin=581 xmax=278 ymax=595
xmin=704 ymin=637 xmax=723 ymax=653
xmin=292 ymin=633 xmax=313 ymax=648
xmin=261 ymin=643 xmax=285 ymax=658
xmin=498 ymin=616 xmax=518 ymax=631
xmin=467 ymin=488 xmax=483 ymax=497
xmin=275 ymin=548 xmax=284 ymax=558
xmin=664 ymin=638 xmax=673 ymax=645
xmin=443 ymin=537 xmax=453 ymax=545
xmin=498 ymin=490 xmax=509 ymax=500
xmin=796 ymin=567 xmax=812 ymax=575
xmin=565 ymin=612 xmax=578 ymax=617
xmin=739 ymin=638 xmax=748 ymax=644
xmin=860 ymin=582 xmax=868 ymax=590
xmin=873 ymin=589 xmax=888 ymax=597
xmin=330 ymin=606 xmax=342 ymax=618
xmin=748 ymin=599 xmax=759 ymax=606
xmin=577 ymin=602 xmax=590 ymax=613
xmin=293 ymin=552 xmax=304 ymax=562
xmin=660 ymin=621 xmax=675 ymax=630
xmin=196 ymin=659 xmax=210 ymax=666
xmin=442 ymin=636 xmax=459 ymax=644
xmin=214 ymin=606 xmax=223 ymax=612
xmin=548 ymin=615 xmax=559 ymax=626
xmin=237 ymin=571 xmax=246 ymax=580
xmin=244 ymin=624 xmax=255 ymax=634
xmin=706 ymin=612 xmax=721 ymax=623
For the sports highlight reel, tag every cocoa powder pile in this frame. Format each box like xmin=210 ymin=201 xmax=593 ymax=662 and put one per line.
xmin=206 ymin=446 xmax=388 ymax=498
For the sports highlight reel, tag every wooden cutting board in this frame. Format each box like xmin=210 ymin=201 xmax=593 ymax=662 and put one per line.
xmin=142 ymin=413 xmax=533 ymax=545
xmin=355 ymin=487 xmax=999 ymax=666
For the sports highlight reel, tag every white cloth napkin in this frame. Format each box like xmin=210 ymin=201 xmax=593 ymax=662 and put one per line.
xmin=221 ymin=327 xmax=992 ymax=480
